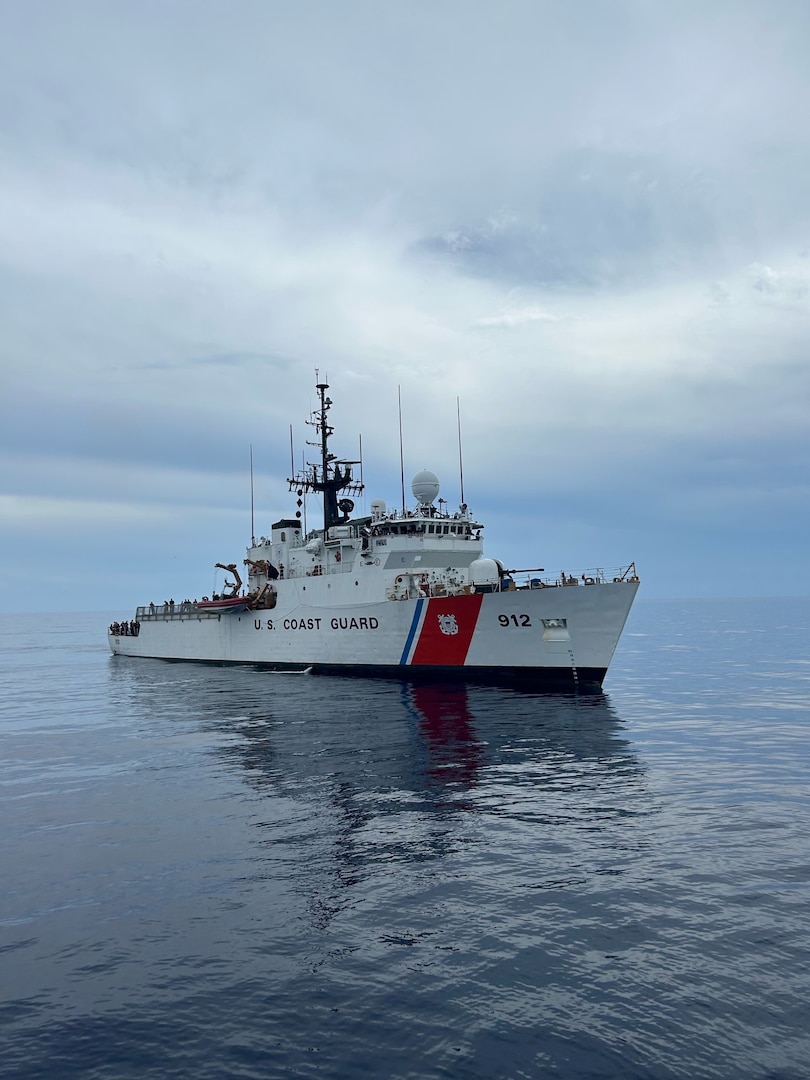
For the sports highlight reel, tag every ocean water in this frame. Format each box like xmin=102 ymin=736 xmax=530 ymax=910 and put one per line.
xmin=1 ymin=598 xmax=809 ymax=1080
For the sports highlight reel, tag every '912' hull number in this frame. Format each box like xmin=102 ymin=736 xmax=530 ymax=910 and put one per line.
xmin=498 ymin=614 xmax=532 ymax=627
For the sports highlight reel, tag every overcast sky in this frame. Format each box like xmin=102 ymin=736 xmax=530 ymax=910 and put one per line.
xmin=2 ymin=0 xmax=809 ymax=612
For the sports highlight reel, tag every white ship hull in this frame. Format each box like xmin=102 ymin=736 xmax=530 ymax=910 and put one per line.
xmin=109 ymin=578 xmax=638 ymax=693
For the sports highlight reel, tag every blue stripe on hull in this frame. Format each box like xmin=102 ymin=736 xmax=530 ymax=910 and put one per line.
xmin=399 ymin=598 xmax=425 ymax=665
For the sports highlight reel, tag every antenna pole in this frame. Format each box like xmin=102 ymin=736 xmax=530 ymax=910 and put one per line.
xmin=398 ymin=385 xmax=405 ymax=515
xmin=457 ymin=397 xmax=465 ymax=506
xmin=250 ymin=443 xmax=255 ymax=545
xmin=286 ymin=376 xmax=364 ymax=531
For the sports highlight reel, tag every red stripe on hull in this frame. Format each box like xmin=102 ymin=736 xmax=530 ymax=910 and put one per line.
xmin=410 ymin=594 xmax=484 ymax=666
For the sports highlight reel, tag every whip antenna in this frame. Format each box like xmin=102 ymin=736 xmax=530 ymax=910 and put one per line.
xmin=398 ymin=385 xmax=405 ymax=515
xmin=250 ymin=444 xmax=255 ymax=545
xmin=457 ymin=397 xmax=465 ymax=507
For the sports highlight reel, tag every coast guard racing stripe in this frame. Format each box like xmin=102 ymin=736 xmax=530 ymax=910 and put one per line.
xmin=403 ymin=595 xmax=484 ymax=666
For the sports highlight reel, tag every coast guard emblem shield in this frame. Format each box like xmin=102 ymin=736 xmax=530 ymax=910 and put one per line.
xmin=437 ymin=613 xmax=459 ymax=636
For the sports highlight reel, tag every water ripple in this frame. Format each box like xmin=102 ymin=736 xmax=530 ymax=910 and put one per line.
xmin=1 ymin=603 xmax=809 ymax=1079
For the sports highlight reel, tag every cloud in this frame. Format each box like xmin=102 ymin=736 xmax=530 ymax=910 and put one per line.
xmin=748 ymin=262 xmax=810 ymax=303
xmin=474 ymin=305 xmax=571 ymax=329
xmin=2 ymin=1 xmax=810 ymax=608
xmin=0 ymin=494 xmax=181 ymax=531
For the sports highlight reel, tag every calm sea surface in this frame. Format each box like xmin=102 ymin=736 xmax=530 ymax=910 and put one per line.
xmin=1 ymin=598 xmax=809 ymax=1079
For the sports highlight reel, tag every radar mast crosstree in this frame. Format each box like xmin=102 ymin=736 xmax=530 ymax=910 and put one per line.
xmin=287 ymin=378 xmax=364 ymax=533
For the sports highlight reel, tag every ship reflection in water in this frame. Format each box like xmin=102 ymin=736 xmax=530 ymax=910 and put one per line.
xmin=402 ymin=683 xmax=486 ymax=792
xmin=110 ymin=661 xmax=648 ymax=933
xmin=110 ymin=660 xmax=643 ymax=805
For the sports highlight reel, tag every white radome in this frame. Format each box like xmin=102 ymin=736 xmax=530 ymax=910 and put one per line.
xmin=411 ymin=470 xmax=440 ymax=505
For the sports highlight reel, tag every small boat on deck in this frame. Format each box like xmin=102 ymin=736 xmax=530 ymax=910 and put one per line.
xmin=196 ymin=595 xmax=251 ymax=614
xmin=197 ymin=563 xmax=251 ymax=613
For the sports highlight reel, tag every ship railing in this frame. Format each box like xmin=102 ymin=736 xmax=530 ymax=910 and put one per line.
xmin=507 ymin=563 xmax=639 ymax=590
xmin=372 ymin=504 xmax=475 ymax=524
xmin=282 ymin=558 xmax=356 ymax=581
xmin=135 ymin=603 xmax=220 ymax=621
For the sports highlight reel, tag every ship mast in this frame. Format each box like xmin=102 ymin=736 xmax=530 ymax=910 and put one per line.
xmin=287 ymin=378 xmax=364 ymax=533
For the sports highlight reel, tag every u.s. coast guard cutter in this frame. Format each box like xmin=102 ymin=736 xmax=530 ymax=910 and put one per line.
xmin=109 ymin=380 xmax=639 ymax=692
